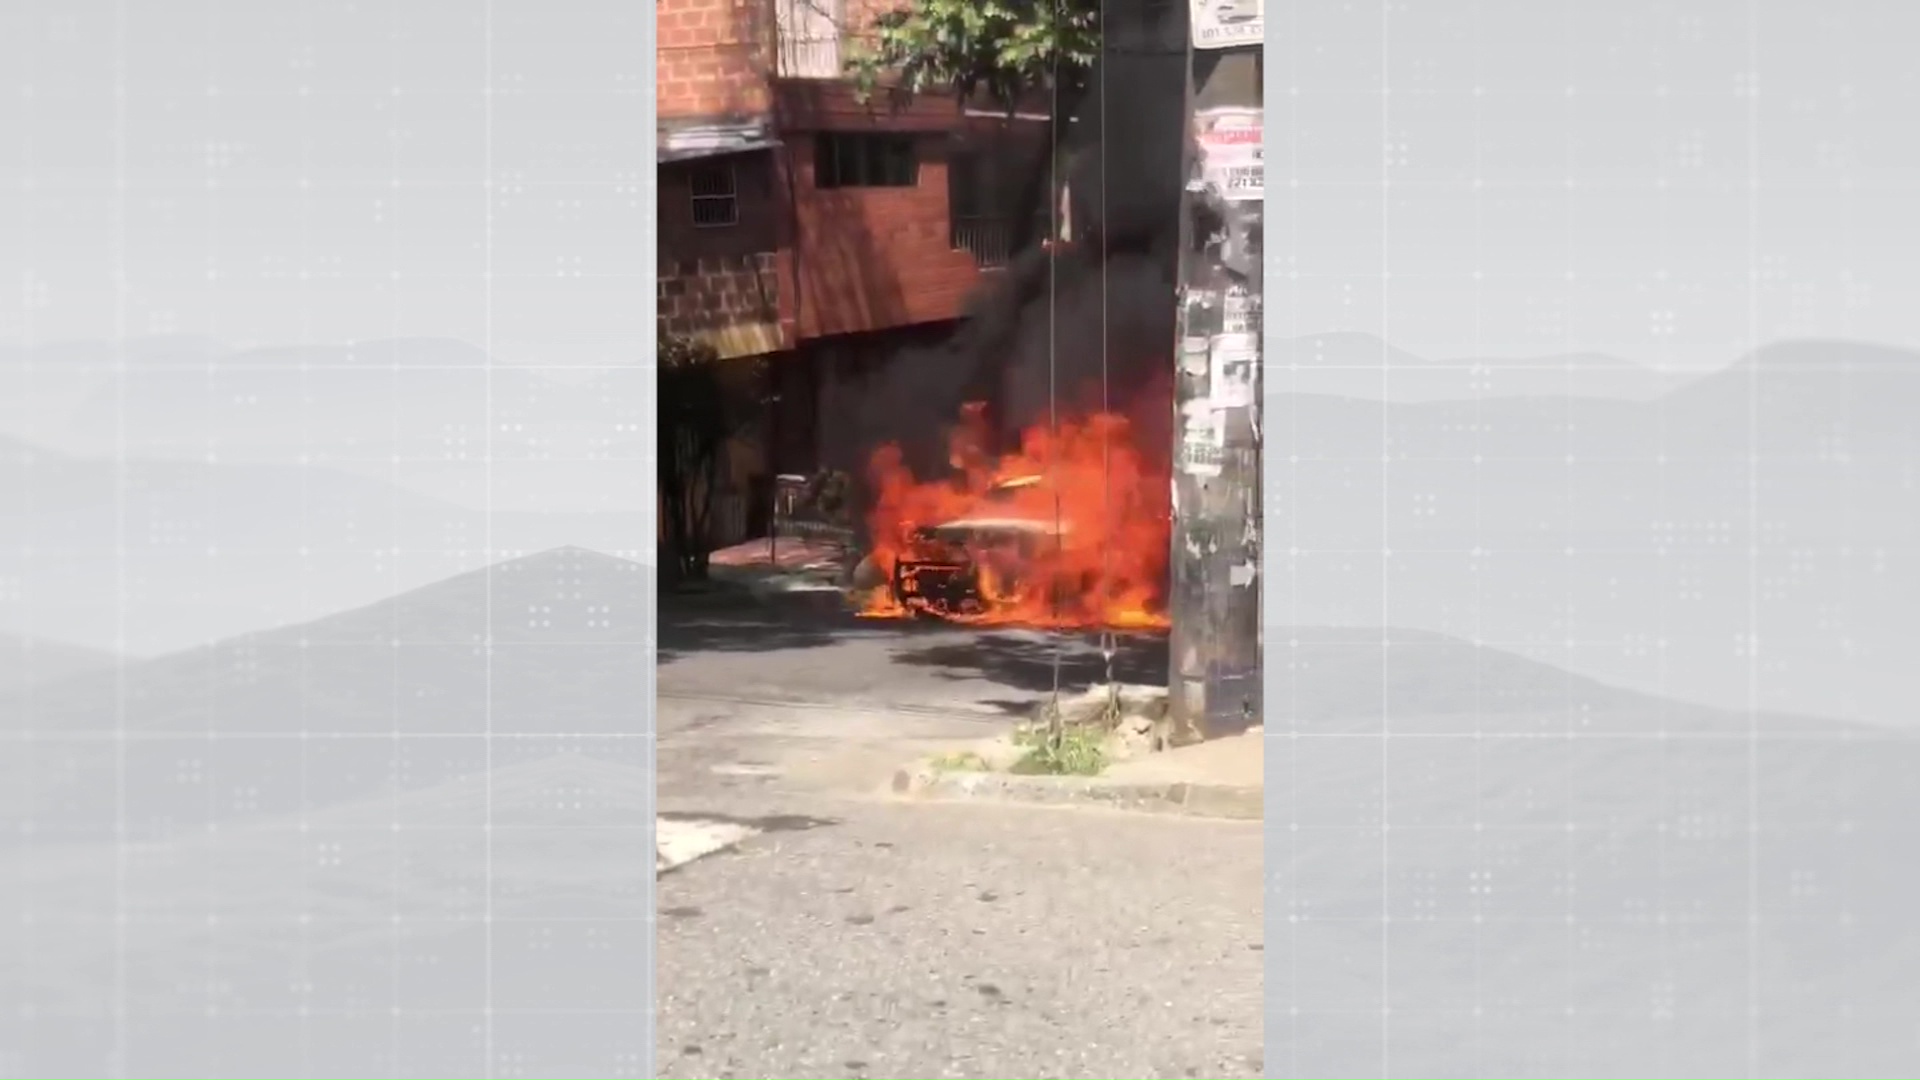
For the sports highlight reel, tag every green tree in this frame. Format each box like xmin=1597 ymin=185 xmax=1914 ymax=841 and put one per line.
xmin=842 ymin=0 xmax=1100 ymax=256
xmin=842 ymin=0 xmax=1101 ymax=113
xmin=658 ymin=330 xmax=765 ymax=583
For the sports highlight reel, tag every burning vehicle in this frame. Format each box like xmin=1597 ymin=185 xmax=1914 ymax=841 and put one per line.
xmin=850 ymin=406 xmax=1170 ymax=630
xmin=833 ymin=0 xmax=1188 ymax=633
xmin=837 ymin=135 xmax=1185 ymax=631
xmin=864 ymin=473 xmax=1060 ymax=618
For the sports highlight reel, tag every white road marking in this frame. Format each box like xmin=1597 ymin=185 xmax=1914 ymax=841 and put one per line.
xmin=656 ymin=816 xmax=760 ymax=874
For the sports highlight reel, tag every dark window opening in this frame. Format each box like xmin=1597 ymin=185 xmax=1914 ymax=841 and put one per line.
xmin=951 ymin=138 xmax=1061 ymax=268
xmin=946 ymin=148 xmax=1012 ymax=268
xmin=689 ymin=162 xmax=738 ymax=228
xmin=814 ymin=133 xmax=919 ymax=189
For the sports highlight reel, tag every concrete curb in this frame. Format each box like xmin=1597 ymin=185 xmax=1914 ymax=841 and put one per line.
xmin=890 ymin=765 xmax=1262 ymax=821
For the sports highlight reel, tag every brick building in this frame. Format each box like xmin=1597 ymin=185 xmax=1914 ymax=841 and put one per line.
xmin=657 ymin=0 xmax=1054 ymax=538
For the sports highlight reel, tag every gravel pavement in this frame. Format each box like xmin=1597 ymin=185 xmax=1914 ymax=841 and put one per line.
xmin=655 ymin=590 xmax=1920 ymax=1079
xmin=654 ymin=591 xmax=1262 ymax=1080
xmin=655 ymin=794 xmax=1264 ymax=1080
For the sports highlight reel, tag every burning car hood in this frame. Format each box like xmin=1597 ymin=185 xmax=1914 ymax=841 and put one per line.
xmin=859 ymin=409 xmax=1170 ymax=628
xmin=922 ymin=515 xmax=1068 ymax=538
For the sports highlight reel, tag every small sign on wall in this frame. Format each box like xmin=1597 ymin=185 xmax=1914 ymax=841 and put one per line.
xmin=1191 ymin=0 xmax=1263 ymax=51
xmin=1195 ymin=107 xmax=1264 ymax=203
xmin=1177 ymin=400 xmax=1226 ymax=478
xmin=1181 ymin=334 xmax=1212 ymax=377
xmin=1220 ymin=285 xmax=1262 ymax=336
xmin=1209 ymin=332 xmax=1258 ymax=410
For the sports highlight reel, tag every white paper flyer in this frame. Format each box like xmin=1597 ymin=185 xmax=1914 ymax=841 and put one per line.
xmin=1191 ymin=0 xmax=1263 ymax=50
xmin=1195 ymin=107 xmax=1264 ymax=203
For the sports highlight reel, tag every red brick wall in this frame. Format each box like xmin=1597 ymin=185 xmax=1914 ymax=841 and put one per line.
xmin=785 ymin=132 xmax=986 ymax=340
xmin=658 ymin=253 xmax=782 ymax=343
xmin=658 ymin=153 xmax=781 ymax=261
xmin=656 ymin=0 xmax=1054 ymax=342
xmin=772 ymin=79 xmax=969 ymax=131
xmin=657 ymin=0 xmax=772 ymax=118
xmin=658 ymin=153 xmax=787 ymax=350
xmin=835 ymin=0 xmax=895 ymax=53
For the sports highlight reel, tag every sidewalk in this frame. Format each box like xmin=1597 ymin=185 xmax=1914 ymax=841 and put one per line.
xmin=1103 ymin=729 xmax=1264 ymax=788
xmin=702 ymin=536 xmax=849 ymax=594
xmin=892 ymin=730 xmax=1265 ymax=820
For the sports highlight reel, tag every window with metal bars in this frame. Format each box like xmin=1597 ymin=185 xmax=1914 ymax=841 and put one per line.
xmin=813 ymin=133 xmax=919 ymax=189
xmin=946 ymin=149 xmax=1011 ymax=268
xmin=688 ymin=163 xmax=738 ymax=228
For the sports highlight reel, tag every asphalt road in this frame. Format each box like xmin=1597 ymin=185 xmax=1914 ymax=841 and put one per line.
xmin=654 ymin=592 xmax=1263 ymax=1080
xmin=654 ymin=589 xmax=1169 ymax=800
xmin=656 ymin=589 xmax=1168 ymax=713
xmin=656 ymin=588 xmax=1920 ymax=1080
xmin=654 ymin=796 xmax=1265 ymax=1080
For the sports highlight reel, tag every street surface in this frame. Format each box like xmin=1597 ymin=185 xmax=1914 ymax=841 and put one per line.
xmin=658 ymin=585 xmax=1920 ymax=1080
xmin=654 ymin=587 xmax=1171 ymax=805
xmin=653 ymin=589 xmax=1263 ymax=1079
xmin=655 ymin=798 xmax=1263 ymax=1080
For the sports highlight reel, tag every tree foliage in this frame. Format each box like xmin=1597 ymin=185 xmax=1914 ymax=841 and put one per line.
xmin=843 ymin=0 xmax=1100 ymax=112
xmin=658 ymin=330 xmax=764 ymax=583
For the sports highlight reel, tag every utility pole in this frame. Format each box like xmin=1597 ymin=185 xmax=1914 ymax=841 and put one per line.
xmin=1165 ymin=9 xmax=1263 ymax=745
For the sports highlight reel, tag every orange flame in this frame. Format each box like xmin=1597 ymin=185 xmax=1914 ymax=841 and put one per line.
xmin=857 ymin=403 xmax=1171 ymax=629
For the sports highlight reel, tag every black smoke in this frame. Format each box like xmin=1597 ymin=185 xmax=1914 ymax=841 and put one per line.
xmin=839 ymin=0 xmax=1192 ymax=497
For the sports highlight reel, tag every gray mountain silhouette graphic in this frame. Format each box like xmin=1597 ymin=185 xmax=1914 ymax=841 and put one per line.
xmin=1268 ymin=339 xmax=1920 ymax=725
xmin=0 ymin=632 xmax=121 ymax=694
xmin=1268 ymin=331 xmax=1682 ymax=402
xmin=0 ymin=434 xmax=650 ymax=654
xmin=0 ymin=547 xmax=655 ymax=839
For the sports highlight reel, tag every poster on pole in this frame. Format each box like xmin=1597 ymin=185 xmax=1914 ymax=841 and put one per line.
xmin=1191 ymin=0 xmax=1263 ymax=50
xmin=1208 ymin=332 xmax=1258 ymax=410
xmin=1180 ymin=333 xmax=1212 ymax=377
xmin=1177 ymin=400 xmax=1225 ymax=478
xmin=1195 ymin=107 xmax=1264 ymax=203
xmin=1219 ymin=284 xmax=1262 ymax=336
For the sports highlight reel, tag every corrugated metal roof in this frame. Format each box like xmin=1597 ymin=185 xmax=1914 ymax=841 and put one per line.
xmin=659 ymin=121 xmax=781 ymax=164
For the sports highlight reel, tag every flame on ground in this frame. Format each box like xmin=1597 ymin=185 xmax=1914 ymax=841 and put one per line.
xmin=856 ymin=402 xmax=1171 ymax=629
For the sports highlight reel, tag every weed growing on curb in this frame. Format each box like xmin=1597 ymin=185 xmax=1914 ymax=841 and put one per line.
xmin=1010 ymin=723 xmax=1107 ymax=776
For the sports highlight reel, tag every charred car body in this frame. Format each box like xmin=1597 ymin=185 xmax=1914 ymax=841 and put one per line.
xmin=853 ymin=476 xmax=1067 ymax=618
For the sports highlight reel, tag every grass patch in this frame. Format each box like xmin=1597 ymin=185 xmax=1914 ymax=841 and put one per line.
xmin=1009 ymin=723 xmax=1108 ymax=777
xmin=928 ymin=750 xmax=991 ymax=773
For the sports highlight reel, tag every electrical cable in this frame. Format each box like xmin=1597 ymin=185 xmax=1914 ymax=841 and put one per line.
xmin=1098 ymin=3 xmax=1118 ymax=716
xmin=1043 ymin=0 xmax=1066 ymax=742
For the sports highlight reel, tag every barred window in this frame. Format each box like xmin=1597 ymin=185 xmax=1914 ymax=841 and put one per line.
xmin=814 ymin=133 xmax=919 ymax=189
xmin=689 ymin=163 xmax=738 ymax=228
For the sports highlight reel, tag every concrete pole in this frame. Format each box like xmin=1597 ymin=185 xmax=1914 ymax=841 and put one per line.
xmin=1164 ymin=38 xmax=1263 ymax=745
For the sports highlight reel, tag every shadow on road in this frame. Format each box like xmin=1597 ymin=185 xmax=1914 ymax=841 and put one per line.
xmin=656 ymin=587 xmax=959 ymax=665
xmin=658 ymin=586 xmax=1174 ymax=707
xmin=890 ymin=630 xmax=1169 ymax=696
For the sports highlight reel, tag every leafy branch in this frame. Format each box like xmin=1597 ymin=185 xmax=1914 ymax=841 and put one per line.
xmin=841 ymin=0 xmax=1101 ymax=113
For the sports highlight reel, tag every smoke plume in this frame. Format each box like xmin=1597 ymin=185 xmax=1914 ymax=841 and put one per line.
xmin=839 ymin=1 xmax=1192 ymax=496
